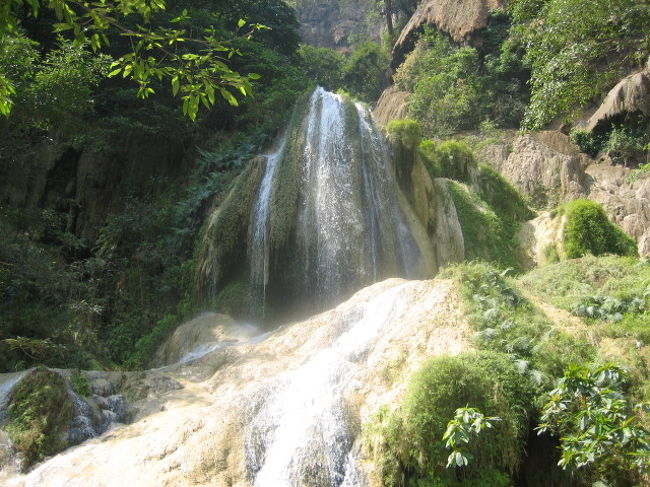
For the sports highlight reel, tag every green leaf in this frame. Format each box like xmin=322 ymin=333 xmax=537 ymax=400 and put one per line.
xmin=237 ymin=19 xmax=246 ymax=28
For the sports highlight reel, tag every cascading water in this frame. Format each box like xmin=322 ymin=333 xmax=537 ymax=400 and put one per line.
xmin=250 ymin=131 xmax=289 ymax=306
xmin=245 ymin=283 xmax=409 ymax=487
xmin=247 ymin=87 xmax=422 ymax=312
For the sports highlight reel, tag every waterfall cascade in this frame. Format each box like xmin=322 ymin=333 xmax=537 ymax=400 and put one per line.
xmin=246 ymin=87 xmax=425 ymax=314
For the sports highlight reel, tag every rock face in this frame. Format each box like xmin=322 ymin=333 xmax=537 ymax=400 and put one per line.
xmin=0 ymin=134 xmax=190 ymax=244
xmin=293 ymin=0 xmax=381 ymax=50
xmin=2 ymin=278 xmax=472 ymax=487
xmin=373 ymin=86 xmax=411 ymax=126
xmin=483 ymin=130 xmax=650 ymax=256
xmin=585 ymin=71 xmax=650 ymax=132
xmin=392 ymin=0 xmax=505 ymax=65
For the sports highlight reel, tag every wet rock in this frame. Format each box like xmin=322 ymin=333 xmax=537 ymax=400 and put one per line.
xmin=90 ymin=378 xmax=114 ymax=397
xmin=373 ymin=86 xmax=410 ymax=126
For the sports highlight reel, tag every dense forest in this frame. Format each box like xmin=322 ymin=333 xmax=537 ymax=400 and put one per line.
xmin=0 ymin=0 xmax=649 ymax=485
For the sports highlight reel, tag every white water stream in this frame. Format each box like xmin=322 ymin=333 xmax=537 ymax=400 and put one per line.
xmin=246 ymin=283 xmax=408 ymax=486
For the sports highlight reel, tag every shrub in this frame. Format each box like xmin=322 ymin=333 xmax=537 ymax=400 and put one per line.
xmin=537 ymin=364 xmax=650 ymax=484
xmin=370 ymin=351 xmax=534 ymax=486
xmin=604 ymin=125 xmax=648 ymax=166
xmin=386 ymin=118 xmax=422 ymax=150
xmin=563 ymin=199 xmax=638 ymax=259
xmin=436 ymin=140 xmax=477 ymax=182
xmin=570 ymin=128 xmax=604 ymax=157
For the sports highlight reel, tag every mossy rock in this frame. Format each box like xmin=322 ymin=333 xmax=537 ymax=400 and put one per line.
xmin=6 ymin=368 xmax=74 ymax=469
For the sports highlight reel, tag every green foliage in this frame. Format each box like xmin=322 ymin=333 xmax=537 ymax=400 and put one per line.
xmin=436 ymin=140 xmax=476 ymax=182
xmin=370 ymin=351 xmax=533 ymax=487
xmin=604 ymin=125 xmax=649 ymax=165
xmin=0 ymin=0 xmax=270 ymax=120
xmin=342 ymin=41 xmax=389 ymax=102
xmin=296 ymin=44 xmax=344 ymax=92
xmin=395 ymin=24 xmax=529 ymax=137
xmin=518 ymin=255 xmax=650 ymax=343
xmin=395 ymin=31 xmax=482 ymax=137
xmin=6 ymin=369 xmax=74 ymax=469
xmin=70 ymin=369 xmax=91 ymax=396
xmin=519 ymin=0 xmax=650 ymax=129
xmin=571 ymin=294 xmax=647 ymax=323
xmin=571 ymin=124 xmax=649 ymax=164
xmin=537 ymin=364 xmax=649 ymax=481
xmin=386 ymin=118 xmax=422 ymax=150
xmin=446 ymin=183 xmax=523 ymax=270
xmin=570 ymin=128 xmax=604 ymax=158
xmin=441 ymin=262 xmax=595 ymax=377
xmin=443 ymin=407 xmax=501 ymax=468
xmin=563 ymin=199 xmax=638 ymax=259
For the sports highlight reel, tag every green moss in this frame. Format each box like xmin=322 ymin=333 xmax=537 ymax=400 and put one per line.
xmin=268 ymin=92 xmax=311 ymax=252
xmin=6 ymin=369 xmax=74 ymax=469
xmin=387 ymin=119 xmax=422 ymax=150
xmin=370 ymin=351 xmax=533 ymax=487
xmin=213 ymin=279 xmax=252 ymax=318
xmin=436 ymin=140 xmax=477 ymax=183
xmin=70 ymin=370 xmax=91 ymax=397
xmin=196 ymin=156 xmax=264 ymax=298
xmin=562 ymin=199 xmax=638 ymax=259
xmin=446 ymin=182 xmax=522 ymax=270
xmin=475 ymin=164 xmax=535 ymax=222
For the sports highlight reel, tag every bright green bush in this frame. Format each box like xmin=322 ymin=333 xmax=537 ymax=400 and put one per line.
xmin=386 ymin=118 xmax=422 ymax=150
xmin=371 ymin=351 xmax=533 ymax=487
xmin=537 ymin=364 xmax=650 ymax=484
xmin=563 ymin=199 xmax=638 ymax=259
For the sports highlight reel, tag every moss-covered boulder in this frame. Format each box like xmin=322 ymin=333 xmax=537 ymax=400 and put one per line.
xmin=5 ymin=368 xmax=74 ymax=469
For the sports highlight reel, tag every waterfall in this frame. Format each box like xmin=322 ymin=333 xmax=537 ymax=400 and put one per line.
xmin=250 ymin=130 xmax=289 ymax=306
xmin=246 ymin=87 xmax=421 ymax=313
xmin=246 ymin=283 xmax=408 ymax=487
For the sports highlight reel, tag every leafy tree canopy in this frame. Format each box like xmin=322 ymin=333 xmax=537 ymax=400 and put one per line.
xmin=0 ymin=0 xmax=274 ymax=120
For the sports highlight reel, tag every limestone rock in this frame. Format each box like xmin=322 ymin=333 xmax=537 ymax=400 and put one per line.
xmin=392 ymin=0 xmax=505 ymax=65
xmin=2 ymin=278 xmax=472 ymax=487
xmin=373 ymin=86 xmax=411 ymax=126
xmin=483 ymin=130 xmax=650 ymax=256
xmin=585 ymin=71 xmax=650 ymax=132
xmin=293 ymin=0 xmax=381 ymax=51
xmin=152 ymin=312 xmax=257 ymax=367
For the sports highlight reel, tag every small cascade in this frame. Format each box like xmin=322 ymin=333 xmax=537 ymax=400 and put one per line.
xmin=245 ymin=283 xmax=408 ymax=487
xmin=250 ymin=130 xmax=290 ymax=306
